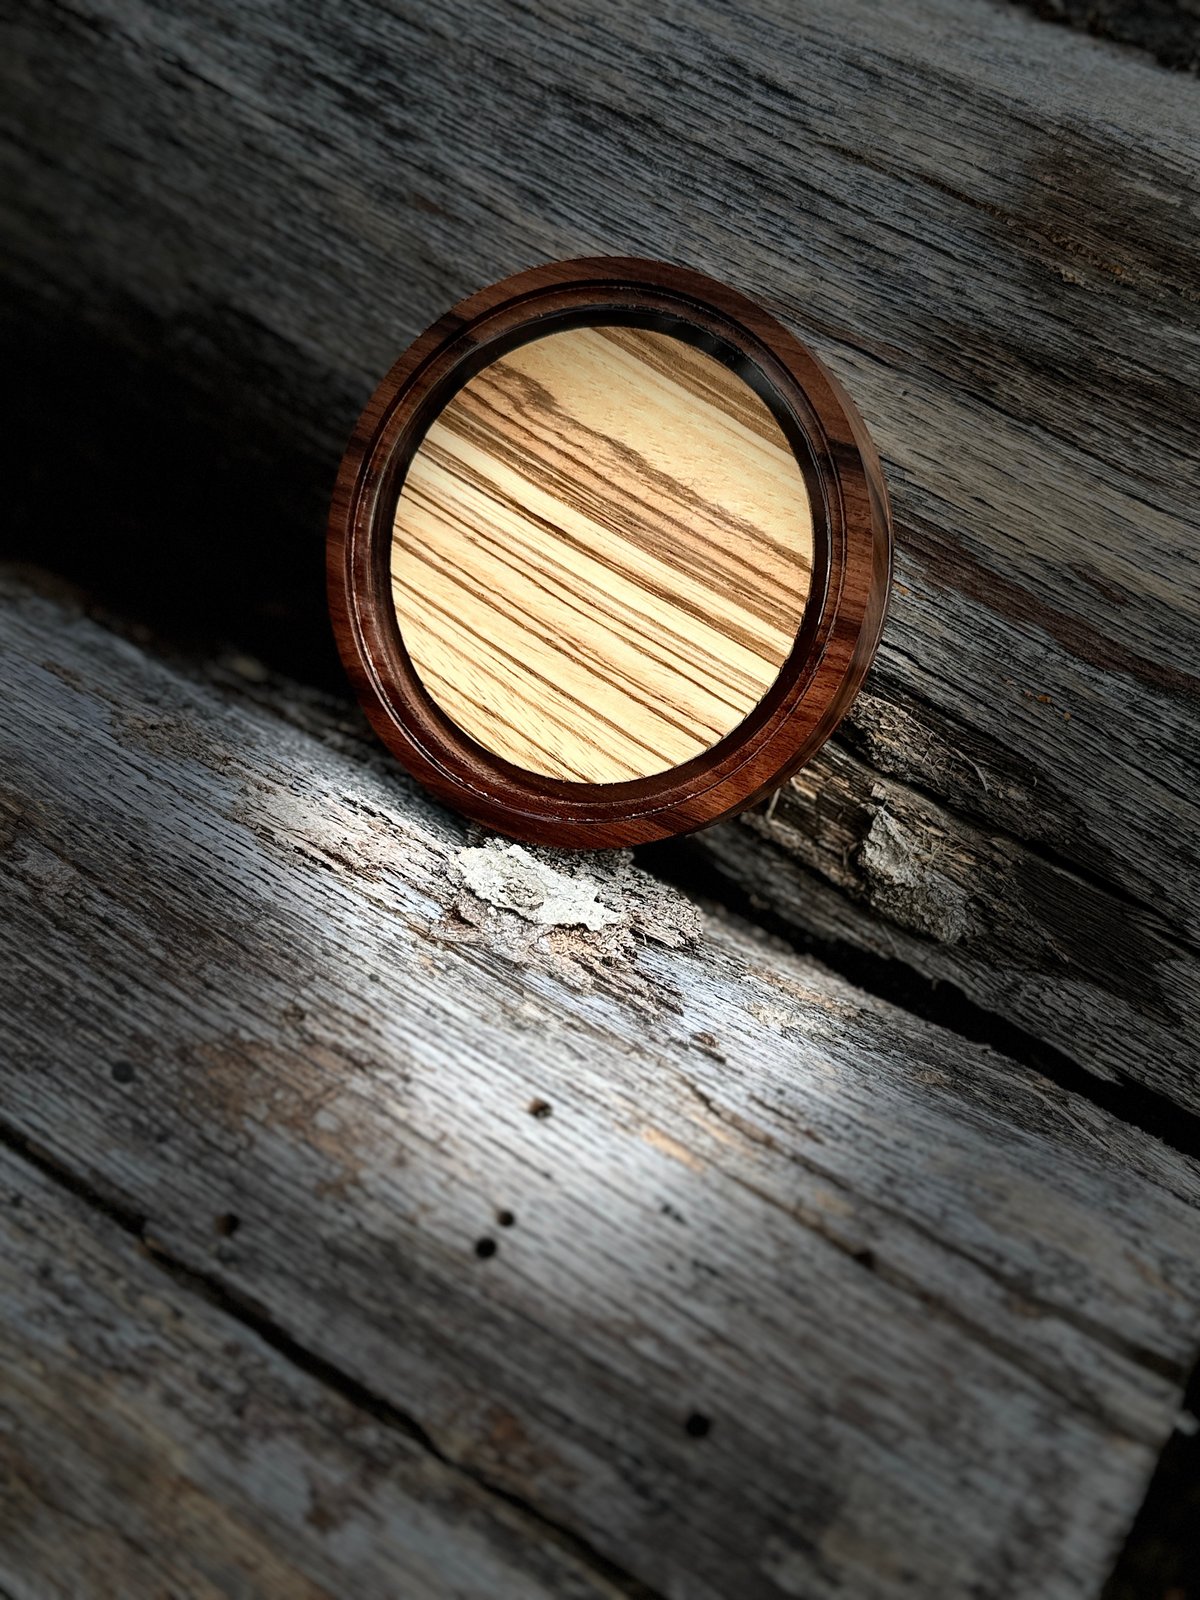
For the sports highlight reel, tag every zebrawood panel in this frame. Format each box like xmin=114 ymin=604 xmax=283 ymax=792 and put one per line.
xmin=390 ymin=325 xmax=813 ymax=782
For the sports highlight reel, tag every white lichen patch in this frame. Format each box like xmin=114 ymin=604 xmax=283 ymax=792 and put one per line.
xmin=456 ymin=842 xmax=624 ymax=932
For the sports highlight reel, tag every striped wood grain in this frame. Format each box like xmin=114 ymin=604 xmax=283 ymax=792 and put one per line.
xmin=390 ymin=324 xmax=814 ymax=783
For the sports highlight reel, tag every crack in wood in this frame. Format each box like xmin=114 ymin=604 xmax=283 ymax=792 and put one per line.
xmin=3 ymin=580 xmax=1199 ymax=1597
xmin=678 ymin=1075 xmax=1189 ymax=1418
xmin=646 ymin=835 xmax=1200 ymax=1165
xmin=0 ymin=1117 xmax=667 ymax=1600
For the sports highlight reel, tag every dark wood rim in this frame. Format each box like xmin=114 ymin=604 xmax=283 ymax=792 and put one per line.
xmin=327 ymin=258 xmax=892 ymax=847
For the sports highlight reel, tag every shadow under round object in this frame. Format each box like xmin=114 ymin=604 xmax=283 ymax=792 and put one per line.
xmin=328 ymin=258 xmax=892 ymax=848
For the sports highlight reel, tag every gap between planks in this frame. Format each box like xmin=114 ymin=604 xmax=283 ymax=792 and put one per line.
xmin=0 ymin=1116 xmax=665 ymax=1600
xmin=5 ymin=576 xmax=1199 ymax=1598
xmin=645 ymin=834 xmax=1200 ymax=1166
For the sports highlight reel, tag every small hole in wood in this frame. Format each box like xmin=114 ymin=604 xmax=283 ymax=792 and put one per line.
xmin=684 ymin=1411 xmax=711 ymax=1439
xmin=853 ymin=1247 xmax=877 ymax=1271
xmin=496 ymin=1208 xmax=516 ymax=1228
xmin=475 ymin=1237 xmax=498 ymax=1259
xmin=111 ymin=1059 xmax=136 ymax=1084
xmin=528 ymin=1097 xmax=552 ymax=1119
xmin=215 ymin=1213 xmax=240 ymax=1237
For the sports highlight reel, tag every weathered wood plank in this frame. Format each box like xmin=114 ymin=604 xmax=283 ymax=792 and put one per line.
xmin=3 ymin=0 xmax=1198 ymax=1106
xmin=0 ymin=1144 xmax=632 ymax=1600
xmin=392 ymin=320 xmax=815 ymax=784
xmin=2 ymin=575 xmax=1199 ymax=1599
xmin=1012 ymin=0 xmax=1200 ymax=73
xmin=693 ymin=713 xmax=1200 ymax=1103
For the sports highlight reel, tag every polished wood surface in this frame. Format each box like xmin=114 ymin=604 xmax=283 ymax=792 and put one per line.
xmin=391 ymin=325 xmax=813 ymax=782
xmin=330 ymin=259 xmax=891 ymax=847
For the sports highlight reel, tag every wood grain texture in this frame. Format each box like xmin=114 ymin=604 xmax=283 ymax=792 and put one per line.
xmin=0 ymin=1145 xmax=627 ymax=1600
xmin=4 ymin=0 xmax=1196 ymax=1100
xmin=392 ymin=324 xmax=813 ymax=783
xmin=330 ymin=260 xmax=888 ymax=846
xmin=692 ymin=716 xmax=1200 ymax=1112
xmin=2 ymin=575 xmax=1200 ymax=1600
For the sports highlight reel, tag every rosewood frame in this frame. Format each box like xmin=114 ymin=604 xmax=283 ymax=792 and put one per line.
xmin=327 ymin=258 xmax=893 ymax=848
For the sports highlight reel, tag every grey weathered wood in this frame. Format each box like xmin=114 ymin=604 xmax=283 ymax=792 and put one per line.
xmin=0 ymin=1145 xmax=630 ymax=1600
xmin=3 ymin=0 xmax=1198 ymax=1108
xmin=698 ymin=715 xmax=1200 ymax=1100
xmin=1010 ymin=0 xmax=1200 ymax=74
xmin=2 ymin=575 xmax=1199 ymax=1599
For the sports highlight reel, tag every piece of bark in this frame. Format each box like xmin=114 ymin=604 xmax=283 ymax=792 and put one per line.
xmin=3 ymin=0 xmax=1199 ymax=1107
xmin=1 ymin=575 xmax=1198 ymax=1599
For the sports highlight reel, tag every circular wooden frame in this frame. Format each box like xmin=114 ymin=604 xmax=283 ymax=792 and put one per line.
xmin=328 ymin=258 xmax=892 ymax=848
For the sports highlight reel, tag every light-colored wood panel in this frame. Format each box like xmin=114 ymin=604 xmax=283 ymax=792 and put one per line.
xmin=2 ymin=579 xmax=1198 ymax=1600
xmin=391 ymin=325 xmax=813 ymax=781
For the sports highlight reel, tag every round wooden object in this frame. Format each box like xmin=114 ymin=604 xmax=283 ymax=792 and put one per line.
xmin=328 ymin=259 xmax=892 ymax=848
xmin=393 ymin=323 xmax=815 ymax=784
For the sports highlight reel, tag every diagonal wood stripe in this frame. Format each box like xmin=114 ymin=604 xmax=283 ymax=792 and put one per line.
xmin=391 ymin=324 xmax=813 ymax=783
